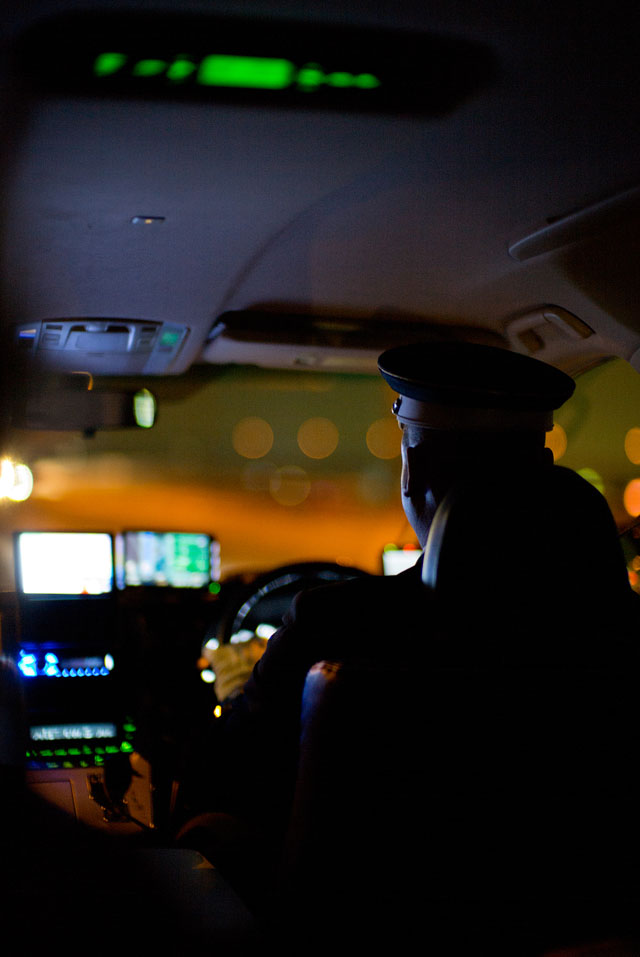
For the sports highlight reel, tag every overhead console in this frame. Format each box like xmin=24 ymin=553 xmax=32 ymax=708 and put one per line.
xmin=13 ymin=318 xmax=189 ymax=376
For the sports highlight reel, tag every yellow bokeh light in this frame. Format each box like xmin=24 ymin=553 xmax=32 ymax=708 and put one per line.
xmin=577 ymin=467 xmax=605 ymax=495
xmin=624 ymin=478 xmax=640 ymax=517
xmin=624 ymin=427 xmax=640 ymax=464
xmin=232 ymin=417 xmax=274 ymax=459
xmin=297 ymin=417 xmax=339 ymax=459
xmin=545 ymin=424 xmax=568 ymax=462
xmin=270 ymin=466 xmax=311 ymax=506
xmin=366 ymin=418 xmax=401 ymax=460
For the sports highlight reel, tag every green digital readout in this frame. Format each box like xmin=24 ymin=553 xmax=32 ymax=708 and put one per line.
xmin=94 ymin=52 xmax=127 ymax=76
xmin=16 ymin=12 xmax=495 ymax=115
xmin=93 ymin=51 xmax=381 ymax=94
xmin=198 ymin=55 xmax=294 ymax=89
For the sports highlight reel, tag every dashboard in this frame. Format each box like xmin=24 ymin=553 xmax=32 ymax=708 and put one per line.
xmin=5 ymin=544 xmax=374 ymax=781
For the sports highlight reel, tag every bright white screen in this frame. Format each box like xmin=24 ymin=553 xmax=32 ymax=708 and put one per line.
xmin=17 ymin=532 xmax=114 ymax=595
xmin=382 ymin=548 xmax=421 ymax=576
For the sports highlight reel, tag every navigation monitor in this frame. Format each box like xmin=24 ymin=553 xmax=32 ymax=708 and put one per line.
xmin=381 ymin=545 xmax=421 ymax=576
xmin=121 ymin=531 xmax=219 ymax=588
xmin=15 ymin=531 xmax=115 ymax=596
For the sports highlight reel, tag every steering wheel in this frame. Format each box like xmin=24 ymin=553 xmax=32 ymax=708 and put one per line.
xmin=213 ymin=561 xmax=372 ymax=644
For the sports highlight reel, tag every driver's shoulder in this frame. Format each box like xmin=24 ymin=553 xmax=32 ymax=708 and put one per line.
xmin=288 ymin=561 xmax=424 ymax=625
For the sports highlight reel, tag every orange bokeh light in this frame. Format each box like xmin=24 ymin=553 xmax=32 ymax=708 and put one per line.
xmin=624 ymin=427 xmax=640 ymax=465
xmin=232 ymin=417 xmax=274 ymax=459
xmin=366 ymin=418 xmax=401 ymax=460
xmin=545 ymin=424 xmax=567 ymax=462
xmin=624 ymin=478 xmax=640 ymax=517
xmin=297 ymin=418 xmax=339 ymax=460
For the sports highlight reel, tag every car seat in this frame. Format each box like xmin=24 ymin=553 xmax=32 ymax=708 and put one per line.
xmin=273 ymin=466 xmax=640 ymax=955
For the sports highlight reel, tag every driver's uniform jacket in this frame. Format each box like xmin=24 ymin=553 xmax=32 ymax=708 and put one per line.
xmin=211 ymin=539 xmax=640 ymax=856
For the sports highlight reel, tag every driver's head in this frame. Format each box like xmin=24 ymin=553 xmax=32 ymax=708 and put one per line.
xmin=378 ymin=342 xmax=575 ymax=545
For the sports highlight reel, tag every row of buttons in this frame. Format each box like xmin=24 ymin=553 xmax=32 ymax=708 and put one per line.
xmin=27 ymin=739 xmax=134 ymax=770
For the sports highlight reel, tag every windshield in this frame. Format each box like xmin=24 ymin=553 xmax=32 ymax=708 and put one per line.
xmin=2 ymin=356 xmax=640 ymax=590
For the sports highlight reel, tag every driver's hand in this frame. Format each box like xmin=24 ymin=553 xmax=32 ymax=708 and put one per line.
xmin=203 ymin=636 xmax=267 ymax=702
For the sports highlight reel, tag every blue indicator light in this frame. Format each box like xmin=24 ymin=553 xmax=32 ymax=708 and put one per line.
xmin=18 ymin=653 xmax=38 ymax=678
xmin=19 ymin=649 xmax=115 ymax=680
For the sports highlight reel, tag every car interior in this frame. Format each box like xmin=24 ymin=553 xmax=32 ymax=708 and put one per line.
xmin=1 ymin=1 xmax=640 ymax=953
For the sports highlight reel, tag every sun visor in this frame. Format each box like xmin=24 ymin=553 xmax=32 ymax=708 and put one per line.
xmin=203 ymin=311 xmax=506 ymax=375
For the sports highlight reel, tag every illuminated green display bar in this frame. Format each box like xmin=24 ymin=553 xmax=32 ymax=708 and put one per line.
xmin=17 ymin=12 xmax=496 ymax=115
xmin=94 ymin=51 xmax=381 ymax=93
xmin=198 ymin=55 xmax=294 ymax=89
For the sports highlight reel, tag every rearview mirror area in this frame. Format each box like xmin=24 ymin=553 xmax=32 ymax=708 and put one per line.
xmin=11 ymin=375 xmax=157 ymax=433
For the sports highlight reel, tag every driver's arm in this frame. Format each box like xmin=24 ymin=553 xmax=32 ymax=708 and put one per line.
xmin=204 ymin=589 xmax=322 ymax=841
xmin=207 ymin=586 xmax=330 ymax=711
xmin=205 ymin=637 xmax=267 ymax=704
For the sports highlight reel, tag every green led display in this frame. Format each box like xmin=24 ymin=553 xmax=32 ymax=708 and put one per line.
xmin=198 ymin=55 xmax=294 ymax=89
xmin=132 ymin=58 xmax=167 ymax=77
xmin=92 ymin=52 xmax=381 ymax=94
xmin=19 ymin=12 xmax=495 ymax=117
xmin=94 ymin=52 xmax=128 ymax=76
xmin=326 ymin=71 xmax=351 ymax=88
xmin=159 ymin=329 xmax=182 ymax=346
xmin=352 ymin=73 xmax=380 ymax=89
xmin=166 ymin=58 xmax=197 ymax=81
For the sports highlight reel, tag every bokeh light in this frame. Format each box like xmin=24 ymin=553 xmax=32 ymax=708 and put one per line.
xmin=545 ymin=424 xmax=568 ymax=462
xmin=133 ymin=388 xmax=157 ymax=429
xmin=269 ymin=466 xmax=311 ymax=506
xmin=577 ymin=467 xmax=605 ymax=495
xmin=624 ymin=427 xmax=640 ymax=464
xmin=624 ymin=478 xmax=640 ymax=517
xmin=0 ymin=458 xmax=34 ymax=502
xmin=241 ymin=460 xmax=277 ymax=492
xmin=232 ymin=417 xmax=274 ymax=459
xmin=297 ymin=417 xmax=339 ymax=459
xmin=358 ymin=465 xmax=397 ymax=504
xmin=366 ymin=418 xmax=401 ymax=460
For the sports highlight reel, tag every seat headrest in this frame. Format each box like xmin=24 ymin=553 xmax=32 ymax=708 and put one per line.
xmin=422 ymin=465 xmax=637 ymax=662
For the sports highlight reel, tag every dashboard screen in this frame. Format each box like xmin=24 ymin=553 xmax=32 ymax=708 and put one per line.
xmin=381 ymin=546 xmax=421 ymax=576
xmin=30 ymin=722 xmax=118 ymax=742
xmin=122 ymin=531 xmax=218 ymax=588
xmin=15 ymin=532 xmax=114 ymax=595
